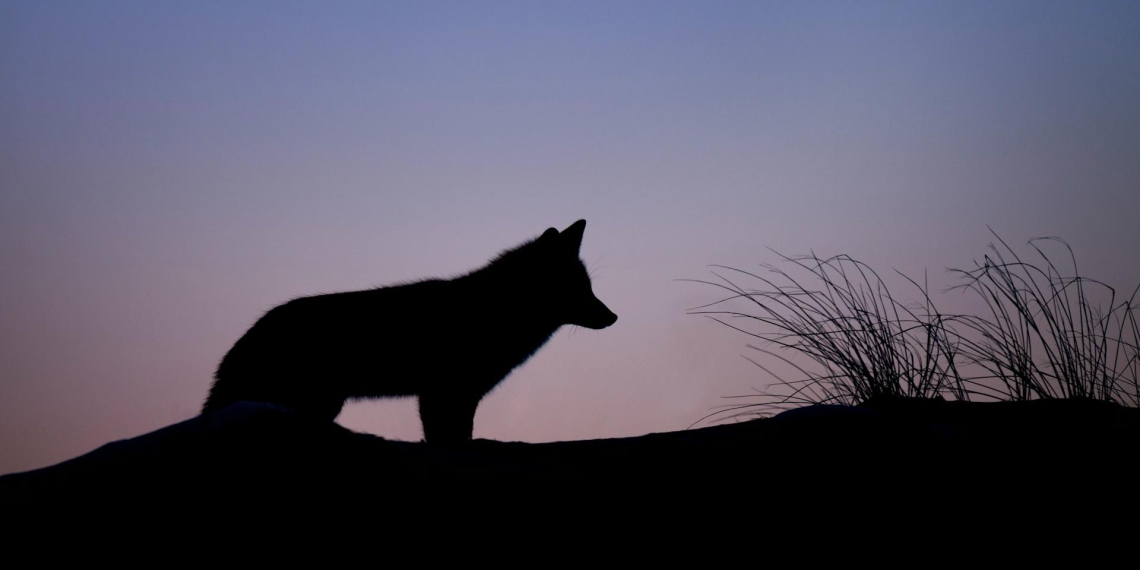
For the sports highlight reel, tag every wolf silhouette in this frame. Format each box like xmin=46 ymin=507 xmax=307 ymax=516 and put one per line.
xmin=202 ymin=220 xmax=617 ymax=443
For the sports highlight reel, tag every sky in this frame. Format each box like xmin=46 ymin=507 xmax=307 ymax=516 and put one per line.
xmin=2 ymin=1 xmax=1139 ymax=474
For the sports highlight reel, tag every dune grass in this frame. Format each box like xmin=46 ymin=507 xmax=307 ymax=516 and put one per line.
xmin=688 ymin=232 xmax=1139 ymax=424
xmin=950 ymin=234 xmax=1140 ymax=406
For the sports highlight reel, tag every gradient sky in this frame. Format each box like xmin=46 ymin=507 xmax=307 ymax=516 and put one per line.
xmin=2 ymin=1 xmax=1139 ymax=474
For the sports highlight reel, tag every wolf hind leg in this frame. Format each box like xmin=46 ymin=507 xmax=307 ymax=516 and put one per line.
xmin=418 ymin=391 xmax=480 ymax=444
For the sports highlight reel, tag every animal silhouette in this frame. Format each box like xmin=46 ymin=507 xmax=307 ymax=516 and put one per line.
xmin=203 ymin=220 xmax=617 ymax=443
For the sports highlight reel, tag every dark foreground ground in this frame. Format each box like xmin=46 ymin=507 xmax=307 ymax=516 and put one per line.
xmin=4 ymin=398 xmax=1138 ymax=520
xmin=7 ymin=399 xmax=1134 ymax=557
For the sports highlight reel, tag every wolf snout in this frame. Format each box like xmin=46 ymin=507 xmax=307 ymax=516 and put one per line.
xmin=578 ymin=299 xmax=617 ymax=330
xmin=601 ymin=307 xmax=618 ymax=327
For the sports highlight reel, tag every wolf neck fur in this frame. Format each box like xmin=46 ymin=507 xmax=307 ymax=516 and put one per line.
xmin=449 ymin=242 xmax=564 ymax=362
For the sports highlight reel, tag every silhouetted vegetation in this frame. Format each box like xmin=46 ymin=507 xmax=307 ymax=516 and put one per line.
xmin=689 ymin=231 xmax=1140 ymax=423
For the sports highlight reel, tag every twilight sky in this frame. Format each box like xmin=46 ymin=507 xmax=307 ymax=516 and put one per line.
xmin=2 ymin=1 xmax=1138 ymax=474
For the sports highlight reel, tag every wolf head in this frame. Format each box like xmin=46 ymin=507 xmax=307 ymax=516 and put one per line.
xmin=490 ymin=219 xmax=618 ymax=330
xmin=538 ymin=220 xmax=618 ymax=330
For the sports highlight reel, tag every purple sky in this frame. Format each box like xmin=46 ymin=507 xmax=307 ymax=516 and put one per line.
xmin=3 ymin=1 xmax=1139 ymax=474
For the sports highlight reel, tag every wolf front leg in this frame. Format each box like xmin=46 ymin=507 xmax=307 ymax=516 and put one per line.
xmin=418 ymin=391 xmax=480 ymax=444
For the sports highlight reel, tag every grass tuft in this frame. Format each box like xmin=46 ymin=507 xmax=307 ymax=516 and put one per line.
xmin=688 ymin=231 xmax=1139 ymax=424
xmin=949 ymin=231 xmax=1140 ymax=405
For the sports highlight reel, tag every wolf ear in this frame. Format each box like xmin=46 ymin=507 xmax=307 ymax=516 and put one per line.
xmin=538 ymin=227 xmax=559 ymax=244
xmin=561 ymin=219 xmax=586 ymax=254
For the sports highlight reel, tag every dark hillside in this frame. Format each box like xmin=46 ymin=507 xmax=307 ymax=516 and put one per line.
xmin=4 ymin=399 xmax=1137 ymax=519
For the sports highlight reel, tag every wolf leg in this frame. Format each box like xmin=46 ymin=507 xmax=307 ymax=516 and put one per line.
xmin=418 ymin=391 xmax=480 ymax=444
